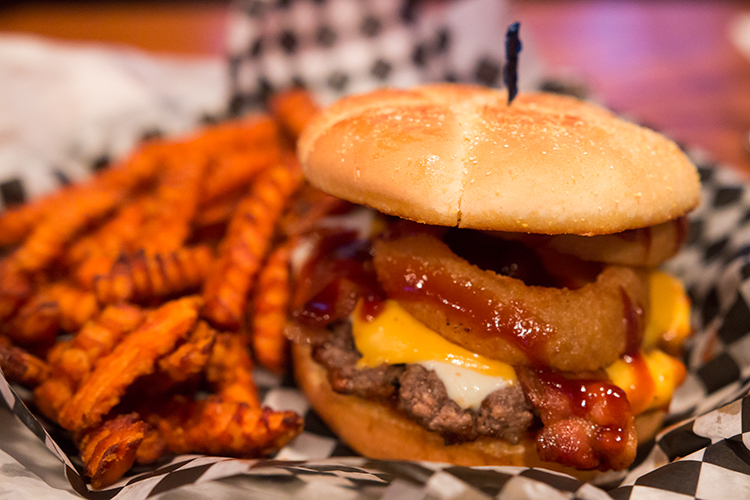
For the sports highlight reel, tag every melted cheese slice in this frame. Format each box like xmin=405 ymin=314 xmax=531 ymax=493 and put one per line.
xmin=351 ymin=300 xmax=516 ymax=381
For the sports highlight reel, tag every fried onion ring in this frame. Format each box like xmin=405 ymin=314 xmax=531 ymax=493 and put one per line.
xmin=493 ymin=217 xmax=688 ymax=267
xmin=372 ymin=234 xmax=650 ymax=372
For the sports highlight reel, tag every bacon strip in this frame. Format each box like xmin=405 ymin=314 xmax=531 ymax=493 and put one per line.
xmin=517 ymin=367 xmax=637 ymax=471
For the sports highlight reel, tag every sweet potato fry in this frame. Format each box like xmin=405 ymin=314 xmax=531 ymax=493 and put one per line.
xmin=67 ymin=195 xmax=151 ymax=269
xmin=134 ymin=427 xmax=165 ymax=465
xmin=199 ymin=146 xmax=280 ymax=206
xmin=0 ymin=260 xmax=32 ymax=322
xmin=202 ymin=156 xmax=303 ymax=330
xmin=158 ymin=320 xmax=217 ymax=383
xmin=144 ymin=396 xmax=303 ymax=457
xmin=1 ymin=293 xmax=60 ymax=348
xmin=58 ymin=296 xmax=201 ymax=432
xmin=43 ymin=282 xmax=100 ymax=332
xmin=0 ymin=336 xmax=50 ymax=387
xmin=10 ymin=187 xmax=127 ymax=273
xmin=0 ymin=139 xmax=163 ymax=249
xmin=206 ymin=333 xmax=259 ymax=406
xmin=193 ymin=114 xmax=280 ymax=155
xmin=138 ymin=149 xmax=209 ymax=255
xmin=94 ymin=245 xmax=214 ymax=305
xmin=77 ymin=413 xmax=147 ymax=489
xmin=35 ymin=304 xmax=145 ymax=421
xmin=251 ymin=243 xmax=292 ymax=373
xmin=269 ymin=88 xmax=321 ymax=140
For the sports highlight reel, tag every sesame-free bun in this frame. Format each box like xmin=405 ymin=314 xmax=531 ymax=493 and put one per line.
xmin=298 ymin=84 xmax=700 ymax=235
xmin=292 ymin=342 xmax=665 ymax=481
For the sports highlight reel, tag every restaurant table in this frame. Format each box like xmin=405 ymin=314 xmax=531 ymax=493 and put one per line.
xmin=2 ymin=0 xmax=749 ymax=175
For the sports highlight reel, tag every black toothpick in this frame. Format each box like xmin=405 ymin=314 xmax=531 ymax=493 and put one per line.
xmin=504 ymin=22 xmax=522 ymax=105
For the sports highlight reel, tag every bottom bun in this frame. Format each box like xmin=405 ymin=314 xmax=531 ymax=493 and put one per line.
xmin=292 ymin=342 xmax=666 ymax=482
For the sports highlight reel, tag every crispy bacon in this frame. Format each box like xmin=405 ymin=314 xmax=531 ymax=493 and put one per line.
xmin=517 ymin=367 xmax=637 ymax=471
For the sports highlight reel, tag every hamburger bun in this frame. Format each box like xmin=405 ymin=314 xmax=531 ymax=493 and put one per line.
xmin=293 ymin=342 xmax=666 ymax=481
xmin=298 ymin=84 xmax=700 ymax=235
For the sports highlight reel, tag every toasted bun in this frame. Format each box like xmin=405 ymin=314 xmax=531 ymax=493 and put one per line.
xmin=298 ymin=84 xmax=700 ymax=235
xmin=292 ymin=342 xmax=665 ymax=481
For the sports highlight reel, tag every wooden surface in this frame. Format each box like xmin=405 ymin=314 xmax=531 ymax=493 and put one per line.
xmin=2 ymin=0 xmax=749 ymax=176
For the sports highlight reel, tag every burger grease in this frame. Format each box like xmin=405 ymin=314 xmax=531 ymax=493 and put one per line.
xmin=289 ymin=84 xmax=700 ymax=478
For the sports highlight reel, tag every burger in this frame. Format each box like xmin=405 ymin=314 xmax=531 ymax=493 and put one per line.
xmin=286 ymin=84 xmax=700 ymax=477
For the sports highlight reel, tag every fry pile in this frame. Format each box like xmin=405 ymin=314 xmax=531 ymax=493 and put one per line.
xmin=0 ymin=89 xmax=328 ymax=489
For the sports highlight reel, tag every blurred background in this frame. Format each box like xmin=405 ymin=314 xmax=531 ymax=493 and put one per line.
xmin=1 ymin=0 xmax=749 ymax=175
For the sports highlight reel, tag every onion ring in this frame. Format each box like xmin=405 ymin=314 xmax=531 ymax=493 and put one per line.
xmin=493 ymin=217 xmax=687 ymax=267
xmin=372 ymin=234 xmax=650 ymax=372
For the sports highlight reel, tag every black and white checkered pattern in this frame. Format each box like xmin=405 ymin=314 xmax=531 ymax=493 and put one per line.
xmin=4 ymin=0 xmax=750 ymax=497
xmin=4 ymin=150 xmax=749 ymax=499
xmin=226 ymin=0 xmax=529 ymax=112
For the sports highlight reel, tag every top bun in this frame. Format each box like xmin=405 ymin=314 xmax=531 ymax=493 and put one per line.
xmin=298 ymin=84 xmax=700 ymax=235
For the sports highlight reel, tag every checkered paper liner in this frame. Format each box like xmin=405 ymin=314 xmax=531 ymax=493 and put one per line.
xmin=4 ymin=0 xmax=750 ymax=497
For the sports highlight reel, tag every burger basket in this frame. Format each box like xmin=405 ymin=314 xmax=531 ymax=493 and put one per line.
xmin=2 ymin=1 xmax=750 ymax=498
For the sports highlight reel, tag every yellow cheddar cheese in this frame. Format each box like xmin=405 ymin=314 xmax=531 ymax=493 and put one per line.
xmin=351 ymin=299 xmax=516 ymax=381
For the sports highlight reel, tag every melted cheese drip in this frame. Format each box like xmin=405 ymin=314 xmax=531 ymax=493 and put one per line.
xmin=605 ymin=349 xmax=686 ymax=414
xmin=643 ymin=271 xmax=691 ymax=352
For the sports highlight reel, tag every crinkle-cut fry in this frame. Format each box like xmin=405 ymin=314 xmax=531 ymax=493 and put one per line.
xmin=202 ymin=156 xmax=303 ymax=330
xmin=193 ymin=114 xmax=279 ymax=154
xmin=269 ymin=88 xmax=321 ymax=140
xmin=134 ymin=427 xmax=165 ymax=465
xmin=198 ymin=146 xmax=280 ymax=206
xmin=0 ymin=260 xmax=32 ymax=322
xmin=94 ymin=245 xmax=214 ymax=305
xmin=138 ymin=148 xmax=209 ymax=255
xmin=11 ymin=186 xmax=127 ymax=273
xmin=43 ymin=282 xmax=99 ymax=332
xmin=67 ymin=195 xmax=151 ymax=268
xmin=0 ymin=336 xmax=50 ymax=387
xmin=251 ymin=243 xmax=292 ymax=373
xmin=192 ymin=191 xmax=241 ymax=231
xmin=77 ymin=413 xmax=146 ymax=489
xmin=0 ymin=139 xmax=164 ymax=249
xmin=206 ymin=333 xmax=259 ymax=406
xmin=58 ymin=297 xmax=201 ymax=432
xmin=34 ymin=304 xmax=145 ymax=421
xmin=145 ymin=396 xmax=303 ymax=457
xmin=1 ymin=293 xmax=60 ymax=348
xmin=158 ymin=320 xmax=217 ymax=383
